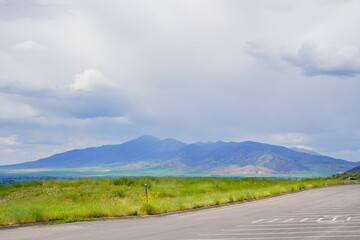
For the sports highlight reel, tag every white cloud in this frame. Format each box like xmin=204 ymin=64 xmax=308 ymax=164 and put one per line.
xmin=283 ymin=42 xmax=360 ymax=76
xmin=0 ymin=135 xmax=18 ymax=145
xmin=248 ymin=132 xmax=310 ymax=145
xmin=70 ymin=68 xmax=115 ymax=91
xmin=0 ymin=95 xmax=38 ymax=120
xmin=294 ymin=145 xmax=315 ymax=151
xmin=14 ymin=40 xmax=44 ymax=51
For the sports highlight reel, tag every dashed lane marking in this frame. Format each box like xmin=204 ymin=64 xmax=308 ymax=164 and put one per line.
xmin=188 ymin=236 xmax=360 ymax=240
xmin=250 ymin=216 xmax=353 ymax=224
xmin=237 ymin=222 xmax=360 ymax=227
xmin=222 ymin=226 xmax=360 ymax=231
xmin=283 ymin=218 xmax=294 ymax=222
xmin=200 ymin=230 xmax=360 ymax=236
xmin=251 ymin=219 xmax=264 ymax=223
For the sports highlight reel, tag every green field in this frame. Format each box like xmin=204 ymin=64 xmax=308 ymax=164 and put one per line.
xmin=0 ymin=177 xmax=355 ymax=226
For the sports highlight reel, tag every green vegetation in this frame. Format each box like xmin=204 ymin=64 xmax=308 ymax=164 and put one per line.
xmin=0 ymin=177 xmax=355 ymax=226
xmin=332 ymin=171 xmax=360 ymax=180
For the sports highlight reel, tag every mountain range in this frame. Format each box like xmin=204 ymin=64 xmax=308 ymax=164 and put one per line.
xmin=0 ymin=135 xmax=358 ymax=177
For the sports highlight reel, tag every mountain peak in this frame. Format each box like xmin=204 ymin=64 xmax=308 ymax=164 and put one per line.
xmin=132 ymin=135 xmax=160 ymax=142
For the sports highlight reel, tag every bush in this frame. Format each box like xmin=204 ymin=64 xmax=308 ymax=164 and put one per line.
xmin=113 ymin=178 xmax=135 ymax=186
xmin=114 ymin=190 xmax=126 ymax=198
xmin=142 ymin=203 xmax=156 ymax=215
xmin=0 ymin=185 xmax=9 ymax=198
xmin=129 ymin=210 xmax=138 ymax=216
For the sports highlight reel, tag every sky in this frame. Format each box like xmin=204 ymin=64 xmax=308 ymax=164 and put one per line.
xmin=1 ymin=0 xmax=360 ymax=165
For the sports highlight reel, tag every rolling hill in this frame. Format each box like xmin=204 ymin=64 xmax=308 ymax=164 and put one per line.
xmin=347 ymin=165 xmax=360 ymax=172
xmin=0 ymin=135 xmax=358 ymax=177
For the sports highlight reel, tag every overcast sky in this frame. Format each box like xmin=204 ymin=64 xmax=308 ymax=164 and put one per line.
xmin=1 ymin=0 xmax=360 ymax=165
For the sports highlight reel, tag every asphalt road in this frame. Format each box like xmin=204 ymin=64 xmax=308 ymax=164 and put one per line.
xmin=1 ymin=184 xmax=360 ymax=240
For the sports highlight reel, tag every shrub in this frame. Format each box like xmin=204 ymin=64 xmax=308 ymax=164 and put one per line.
xmin=129 ymin=210 xmax=138 ymax=216
xmin=114 ymin=190 xmax=126 ymax=198
xmin=113 ymin=178 xmax=135 ymax=186
xmin=25 ymin=181 xmax=44 ymax=187
xmin=142 ymin=203 xmax=156 ymax=215
xmin=0 ymin=185 xmax=9 ymax=198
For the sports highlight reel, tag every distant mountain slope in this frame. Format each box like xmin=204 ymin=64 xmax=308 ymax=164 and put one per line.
xmin=0 ymin=135 xmax=358 ymax=175
xmin=347 ymin=165 xmax=360 ymax=172
xmin=1 ymin=135 xmax=186 ymax=168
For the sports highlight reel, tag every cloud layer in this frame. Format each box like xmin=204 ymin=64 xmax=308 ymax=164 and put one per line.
xmin=1 ymin=0 xmax=360 ymax=164
xmin=284 ymin=43 xmax=360 ymax=76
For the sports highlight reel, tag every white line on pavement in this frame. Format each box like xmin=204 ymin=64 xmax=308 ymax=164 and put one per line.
xmin=189 ymin=236 xmax=360 ymax=240
xmin=251 ymin=219 xmax=264 ymax=223
xmin=236 ymin=222 xmax=360 ymax=227
xmin=283 ymin=218 xmax=294 ymax=222
xmin=200 ymin=230 xmax=360 ymax=236
xmin=222 ymin=226 xmax=360 ymax=232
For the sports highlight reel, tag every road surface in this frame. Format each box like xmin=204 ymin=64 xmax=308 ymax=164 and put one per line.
xmin=1 ymin=184 xmax=360 ymax=240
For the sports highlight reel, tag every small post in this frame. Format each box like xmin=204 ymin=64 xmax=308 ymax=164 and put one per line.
xmin=144 ymin=184 xmax=148 ymax=202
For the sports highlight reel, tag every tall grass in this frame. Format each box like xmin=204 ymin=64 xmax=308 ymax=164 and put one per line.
xmin=0 ymin=177 xmax=354 ymax=226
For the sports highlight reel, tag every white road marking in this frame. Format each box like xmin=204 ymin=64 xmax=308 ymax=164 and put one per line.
xmin=267 ymin=219 xmax=278 ymax=223
xmin=316 ymin=218 xmax=323 ymax=222
xmin=236 ymin=222 xmax=360 ymax=227
xmin=283 ymin=218 xmax=294 ymax=222
xmin=300 ymin=218 xmax=308 ymax=222
xmin=348 ymin=217 xmax=352 ymax=221
xmin=190 ymin=237 xmax=360 ymax=240
xmin=251 ymin=219 xmax=264 ymax=223
xmin=200 ymin=230 xmax=360 ymax=236
xmin=293 ymin=210 xmax=360 ymax=213
xmin=277 ymin=213 xmax=360 ymax=217
xmin=288 ymin=214 xmax=359 ymax=218
xmin=330 ymin=217 xmax=337 ymax=222
xmin=222 ymin=226 xmax=360 ymax=232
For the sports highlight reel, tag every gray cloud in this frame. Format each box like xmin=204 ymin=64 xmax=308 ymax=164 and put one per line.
xmin=1 ymin=0 xmax=360 ymax=165
xmin=245 ymin=41 xmax=360 ymax=77
xmin=0 ymin=0 xmax=72 ymax=20
xmin=283 ymin=42 xmax=360 ymax=77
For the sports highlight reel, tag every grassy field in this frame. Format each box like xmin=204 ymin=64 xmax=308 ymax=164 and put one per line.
xmin=0 ymin=177 xmax=355 ymax=226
